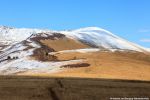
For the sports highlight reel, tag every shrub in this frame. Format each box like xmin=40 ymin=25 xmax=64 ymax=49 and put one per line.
xmin=73 ymin=56 xmax=77 ymax=60
xmin=7 ymin=56 xmax=11 ymax=60
xmin=45 ymin=52 xmax=49 ymax=56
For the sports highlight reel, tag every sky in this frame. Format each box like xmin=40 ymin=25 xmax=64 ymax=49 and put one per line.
xmin=0 ymin=0 xmax=150 ymax=48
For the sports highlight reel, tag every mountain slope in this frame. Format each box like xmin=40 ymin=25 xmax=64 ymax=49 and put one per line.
xmin=0 ymin=32 xmax=84 ymax=74
xmin=0 ymin=26 xmax=51 ymax=44
xmin=62 ymin=27 xmax=148 ymax=52
xmin=0 ymin=26 xmax=150 ymax=76
xmin=0 ymin=26 xmax=149 ymax=52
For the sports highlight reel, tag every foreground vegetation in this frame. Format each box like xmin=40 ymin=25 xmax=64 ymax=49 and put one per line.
xmin=0 ymin=75 xmax=149 ymax=100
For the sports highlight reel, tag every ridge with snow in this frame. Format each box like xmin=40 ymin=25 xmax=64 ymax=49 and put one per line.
xmin=61 ymin=27 xmax=148 ymax=52
xmin=0 ymin=26 xmax=149 ymax=52
xmin=0 ymin=26 xmax=149 ymax=75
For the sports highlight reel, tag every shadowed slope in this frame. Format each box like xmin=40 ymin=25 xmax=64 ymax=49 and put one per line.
xmin=0 ymin=75 xmax=149 ymax=100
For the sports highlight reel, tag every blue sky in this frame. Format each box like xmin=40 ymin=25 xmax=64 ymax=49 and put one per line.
xmin=0 ymin=0 xmax=150 ymax=47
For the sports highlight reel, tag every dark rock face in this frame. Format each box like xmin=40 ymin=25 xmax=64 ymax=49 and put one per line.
xmin=30 ymin=32 xmax=66 ymax=41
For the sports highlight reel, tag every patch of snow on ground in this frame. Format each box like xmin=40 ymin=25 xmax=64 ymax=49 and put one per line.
xmin=0 ymin=57 xmax=83 ymax=75
xmin=23 ymin=59 xmax=83 ymax=74
xmin=49 ymin=48 xmax=100 ymax=55
xmin=48 ymin=48 xmax=137 ymax=55
xmin=28 ymin=42 xmax=41 ymax=48
xmin=145 ymin=48 xmax=150 ymax=52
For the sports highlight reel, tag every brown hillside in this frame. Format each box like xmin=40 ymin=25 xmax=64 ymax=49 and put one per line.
xmin=20 ymin=51 xmax=150 ymax=81
xmin=40 ymin=38 xmax=90 ymax=51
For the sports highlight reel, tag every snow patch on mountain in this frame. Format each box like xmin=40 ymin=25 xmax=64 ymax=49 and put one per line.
xmin=145 ymin=48 xmax=150 ymax=52
xmin=0 ymin=26 xmax=149 ymax=52
xmin=0 ymin=26 xmax=52 ymax=43
xmin=49 ymin=48 xmax=101 ymax=55
xmin=61 ymin=27 xmax=146 ymax=52
xmin=0 ymin=40 xmax=39 ymax=61
xmin=0 ymin=57 xmax=83 ymax=75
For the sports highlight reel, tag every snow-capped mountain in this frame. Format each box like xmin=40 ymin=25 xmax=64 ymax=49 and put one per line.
xmin=0 ymin=26 xmax=50 ymax=44
xmin=62 ymin=27 xmax=148 ymax=52
xmin=0 ymin=26 xmax=149 ymax=75
xmin=0 ymin=26 xmax=149 ymax=52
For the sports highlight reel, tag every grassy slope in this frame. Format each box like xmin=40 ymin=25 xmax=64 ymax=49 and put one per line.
xmin=40 ymin=38 xmax=90 ymax=51
xmin=20 ymin=51 xmax=150 ymax=81
xmin=19 ymin=38 xmax=150 ymax=81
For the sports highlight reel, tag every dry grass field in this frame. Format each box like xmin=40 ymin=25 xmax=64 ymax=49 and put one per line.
xmin=0 ymin=75 xmax=149 ymax=100
xmin=21 ymin=51 xmax=150 ymax=81
xmin=40 ymin=38 xmax=90 ymax=51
